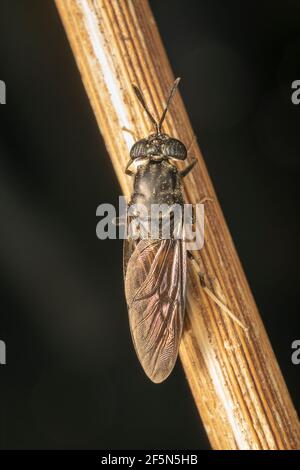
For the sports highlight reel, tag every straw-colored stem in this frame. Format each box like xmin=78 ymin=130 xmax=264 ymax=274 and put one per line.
xmin=55 ymin=0 xmax=300 ymax=449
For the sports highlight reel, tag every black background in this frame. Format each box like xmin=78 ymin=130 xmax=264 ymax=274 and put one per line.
xmin=0 ymin=0 xmax=299 ymax=450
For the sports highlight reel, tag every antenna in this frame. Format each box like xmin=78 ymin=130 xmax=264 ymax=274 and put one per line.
xmin=132 ymin=85 xmax=158 ymax=134
xmin=158 ymin=77 xmax=180 ymax=133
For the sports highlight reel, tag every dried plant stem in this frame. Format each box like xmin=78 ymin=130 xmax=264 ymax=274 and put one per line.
xmin=55 ymin=0 xmax=300 ymax=449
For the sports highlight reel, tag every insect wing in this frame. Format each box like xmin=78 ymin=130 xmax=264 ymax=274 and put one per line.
xmin=123 ymin=236 xmax=137 ymax=280
xmin=124 ymin=238 xmax=186 ymax=383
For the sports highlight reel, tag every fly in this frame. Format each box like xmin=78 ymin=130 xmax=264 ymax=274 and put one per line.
xmin=122 ymin=78 xmax=246 ymax=383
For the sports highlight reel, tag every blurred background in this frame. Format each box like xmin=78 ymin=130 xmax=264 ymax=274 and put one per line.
xmin=0 ymin=0 xmax=299 ymax=450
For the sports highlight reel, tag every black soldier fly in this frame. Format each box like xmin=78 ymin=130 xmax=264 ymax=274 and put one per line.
xmin=122 ymin=78 xmax=246 ymax=383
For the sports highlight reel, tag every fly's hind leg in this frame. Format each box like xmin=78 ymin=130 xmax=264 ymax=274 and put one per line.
xmin=187 ymin=251 xmax=248 ymax=332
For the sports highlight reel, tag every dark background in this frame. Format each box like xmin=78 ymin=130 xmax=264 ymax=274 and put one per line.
xmin=0 ymin=0 xmax=299 ymax=450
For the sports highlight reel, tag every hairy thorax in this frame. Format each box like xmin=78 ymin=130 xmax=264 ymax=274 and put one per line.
xmin=130 ymin=160 xmax=184 ymax=212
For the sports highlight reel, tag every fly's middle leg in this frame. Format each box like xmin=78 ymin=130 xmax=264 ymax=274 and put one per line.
xmin=190 ymin=197 xmax=214 ymax=225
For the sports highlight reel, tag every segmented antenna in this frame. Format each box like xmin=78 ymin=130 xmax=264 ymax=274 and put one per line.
xmin=158 ymin=77 xmax=181 ymax=133
xmin=132 ymin=78 xmax=181 ymax=135
xmin=132 ymin=85 xmax=159 ymax=134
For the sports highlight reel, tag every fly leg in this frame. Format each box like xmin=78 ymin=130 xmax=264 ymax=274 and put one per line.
xmin=190 ymin=196 xmax=214 ymax=224
xmin=122 ymin=127 xmax=137 ymax=176
xmin=186 ymin=132 xmax=197 ymax=155
xmin=187 ymin=251 xmax=248 ymax=332
xmin=198 ymin=196 xmax=214 ymax=204
xmin=125 ymin=158 xmax=135 ymax=176
xmin=180 ymin=157 xmax=197 ymax=178
xmin=113 ymin=202 xmax=129 ymax=227
xmin=122 ymin=127 xmax=138 ymax=141
xmin=180 ymin=132 xmax=198 ymax=178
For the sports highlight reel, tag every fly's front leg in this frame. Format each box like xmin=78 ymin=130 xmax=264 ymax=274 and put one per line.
xmin=125 ymin=158 xmax=135 ymax=176
xmin=186 ymin=132 xmax=197 ymax=155
xmin=180 ymin=133 xmax=197 ymax=178
xmin=180 ymin=157 xmax=197 ymax=178
xmin=187 ymin=251 xmax=248 ymax=332
xmin=122 ymin=127 xmax=138 ymax=141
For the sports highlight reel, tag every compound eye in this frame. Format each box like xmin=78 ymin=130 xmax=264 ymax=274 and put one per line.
xmin=162 ymin=138 xmax=187 ymax=160
xmin=130 ymin=139 xmax=148 ymax=160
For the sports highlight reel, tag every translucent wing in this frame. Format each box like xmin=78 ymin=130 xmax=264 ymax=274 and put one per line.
xmin=123 ymin=237 xmax=137 ymax=280
xmin=124 ymin=238 xmax=186 ymax=383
